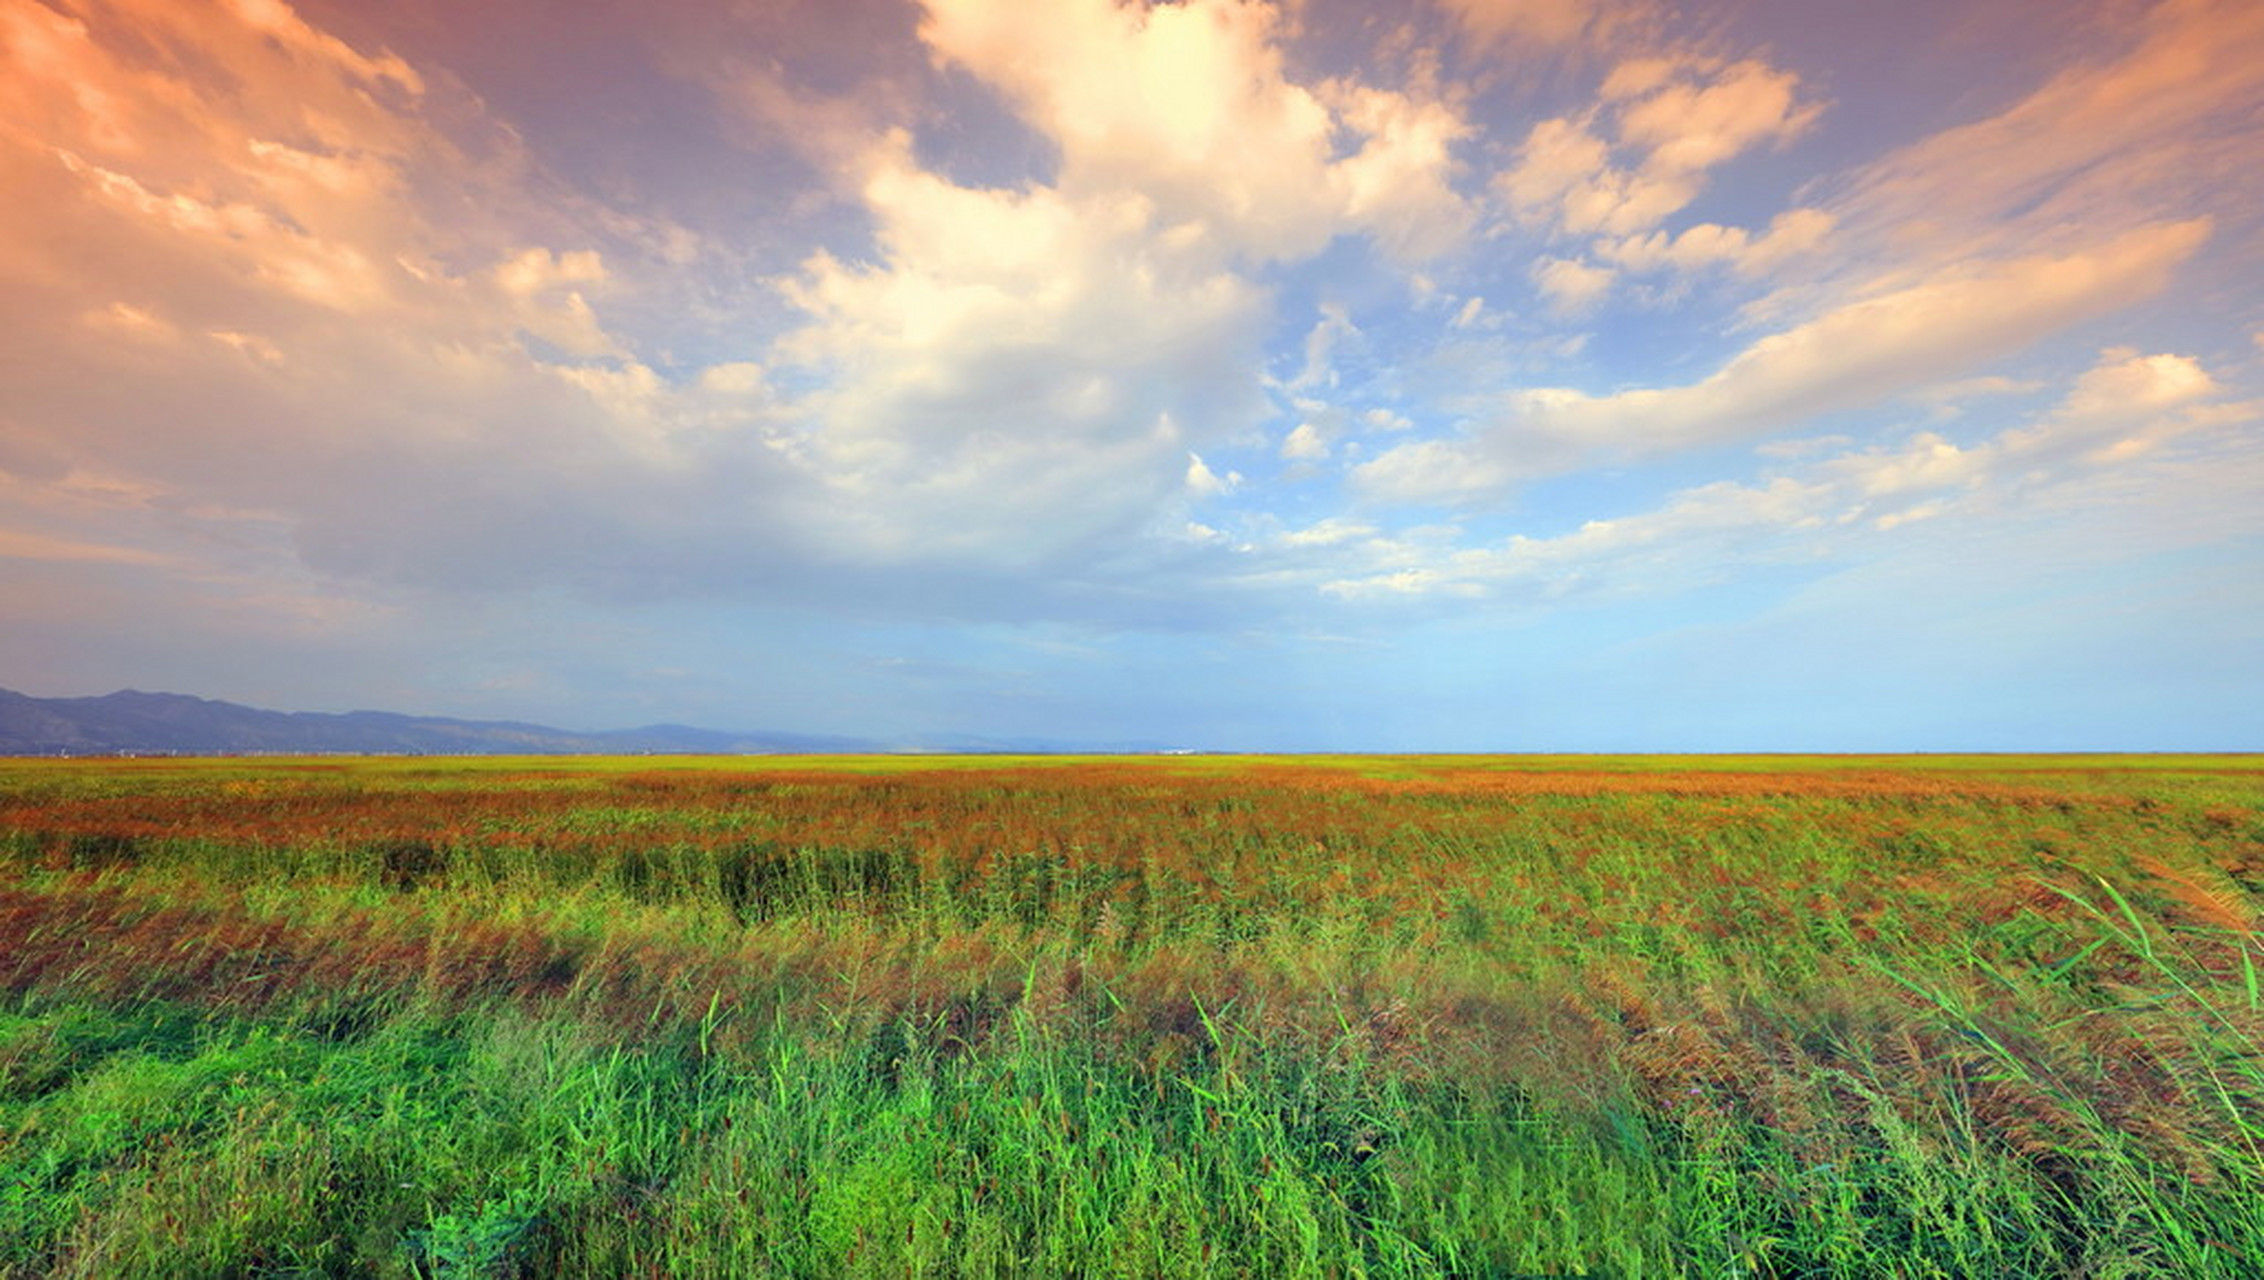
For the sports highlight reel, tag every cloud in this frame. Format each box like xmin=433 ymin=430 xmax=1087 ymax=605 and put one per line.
xmin=916 ymin=0 xmax=1474 ymax=265
xmin=220 ymin=0 xmax=424 ymax=94
xmin=1281 ymin=422 xmax=1330 ymax=461
xmin=2059 ymin=348 xmax=2215 ymax=420
xmin=1323 ymin=80 xmax=1477 ymax=261
xmin=750 ymin=0 xmax=1488 ymax=574
xmin=1 ymin=0 xmax=2256 ymax=687
xmin=1531 ymin=255 xmax=1614 ymax=312
xmin=1434 ymin=0 xmax=1646 ymax=50
xmin=727 ymin=57 xmax=911 ymax=185
xmin=1600 ymin=208 xmax=1833 ymax=276
xmin=1185 ymin=453 xmax=1241 ymax=496
xmin=2001 ymin=348 xmax=2226 ymax=464
xmin=49 ymin=147 xmax=399 ymax=313
xmin=1356 ymin=219 xmax=2211 ymax=502
xmin=1286 ymin=304 xmax=1359 ymax=390
xmin=1497 ymin=117 xmax=1680 ymax=238
xmin=1824 ymin=0 xmax=2264 ymax=267
xmin=0 ymin=0 xmax=1497 ymax=638
xmin=1326 ymin=346 xmax=2259 ymax=601
xmin=1280 ymin=518 xmax=1377 ymax=548
xmin=1910 ymin=375 xmax=2046 ymax=407
xmin=0 ymin=0 xmax=793 ymax=599
xmin=1496 ymin=56 xmax=1819 ymax=239
xmin=492 ymin=247 xmax=618 ymax=356
xmin=0 ymin=0 xmax=1261 ymax=615
xmin=0 ymin=527 xmax=182 ymax=566
xmin=771 ymin=132 xmax=1270 ymax=564
xmin=1608 ymin=57 xmax=1818 ymax=173
xmin=1320 ymin=473 xmax=1830 ymax=600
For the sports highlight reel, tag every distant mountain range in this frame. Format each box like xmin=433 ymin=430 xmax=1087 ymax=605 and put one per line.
xmin=0 ymin=688 xmax=1162 ymax=756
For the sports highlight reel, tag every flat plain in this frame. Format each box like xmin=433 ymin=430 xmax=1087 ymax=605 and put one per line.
xmin=3 ymin=754 xmax=2261 ymax=1276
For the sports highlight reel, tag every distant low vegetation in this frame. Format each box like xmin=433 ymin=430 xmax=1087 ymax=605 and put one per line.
xmin=3 ymin=755 xmax=2262 ymax=1275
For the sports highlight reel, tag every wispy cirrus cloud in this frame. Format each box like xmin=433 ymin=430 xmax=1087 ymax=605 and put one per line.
xmin=1823 ymin=0 xmax=2264 ymax=266
xmin=1495 ymin=57 xmax=1820 ymax=240
xmin=1434 ymin=0 xmax=1653 ymax=52
xmin=1357 ymin=219 xmax=2210 ymax=501
xmin=1324 ymin=346 xmax=2260 ymax=602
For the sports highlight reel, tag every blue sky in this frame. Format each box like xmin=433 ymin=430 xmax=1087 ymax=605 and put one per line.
xmin=2 ymin=0 xmax=2259 ymax=748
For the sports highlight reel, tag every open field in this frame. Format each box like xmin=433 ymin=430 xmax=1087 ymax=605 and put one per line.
xmin=3 ymin=755 xmax=2262 ymax=1276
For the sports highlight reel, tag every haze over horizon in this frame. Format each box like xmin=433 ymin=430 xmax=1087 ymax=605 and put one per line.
xmin=3 ymin=0 xmax=2260 ymax=750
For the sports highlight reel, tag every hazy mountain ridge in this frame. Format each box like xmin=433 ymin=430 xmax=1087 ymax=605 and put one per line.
xmin=0 ymin=688 xmax=1166 ymax=756
xmin=0 ymin=688 xmax=868 ymax=755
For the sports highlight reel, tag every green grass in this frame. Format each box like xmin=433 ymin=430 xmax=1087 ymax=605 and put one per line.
xmin=2 ymin=755 xmax=2262 ymax=1275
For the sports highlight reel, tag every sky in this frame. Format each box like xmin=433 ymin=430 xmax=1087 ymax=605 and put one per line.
xmin=2 ymin=0 xmax=2260 ymax=750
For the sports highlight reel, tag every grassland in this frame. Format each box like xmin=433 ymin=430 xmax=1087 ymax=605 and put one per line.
xmin=2 ymin=754 xmax=2261 ymax=1276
